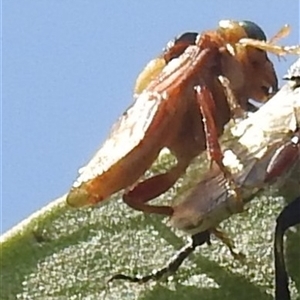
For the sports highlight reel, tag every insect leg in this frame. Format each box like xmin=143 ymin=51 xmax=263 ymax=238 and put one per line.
xmin=195 ymin=85 xmax=245 ymax=258
xmin=108 ymin=230 xmax=211 ymax=283
xmin=218 ymin=75 xmax=246 ymax=118
xmin=211 ymin=228 xmax=245 ymax=260
xmin=195 ymin=85 xmax=244 ymax=212
xmin=123 ymin=159 xmax=190 ymax=216
xmin=274 ymin=196 xmax=300 ymax=300
xmin=195 ymin=85 xmax=224 ymax=172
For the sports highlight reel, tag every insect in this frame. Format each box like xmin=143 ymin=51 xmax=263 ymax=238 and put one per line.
xmin=168 ymin=63 xmax=300 ymax=291
xmin=109 ymin=129 xmax=300 ymax=284
xmin=110 ymin=60 xmax=300 ymax=300
xmin=107 ymin=101 xmax=300 ymax=284
xmin=272 ymin=61 xmax=300 ymax=300
xmin=170 ymin=57 xmax=300 ymax=246
xmin=67 ymin=20 xmax=284 ymax=215
xmin=112 ymin=55 xmax=300 ymax=272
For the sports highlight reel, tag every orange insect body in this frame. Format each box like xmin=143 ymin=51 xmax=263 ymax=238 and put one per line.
xmin=67 ymin=20 xmax=279 ymax=214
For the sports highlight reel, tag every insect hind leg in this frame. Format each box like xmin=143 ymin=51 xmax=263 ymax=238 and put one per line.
xmin=123 ymin=159 xmax=189 ymax=216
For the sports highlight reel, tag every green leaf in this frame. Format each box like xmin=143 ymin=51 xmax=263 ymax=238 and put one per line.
xmin=2 ymin=59 xmax=300 ymax=300
xmin=1 ymin=165 xmax=299 ymax=300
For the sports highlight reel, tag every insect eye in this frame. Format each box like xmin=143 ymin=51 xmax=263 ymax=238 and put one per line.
xmin=238 ymin=20 xmax=267 ymax=41
xmin=174 ymin=32 xmax=198 ymax=45
xmin=165 ymin=32 xmax=198 ymax=53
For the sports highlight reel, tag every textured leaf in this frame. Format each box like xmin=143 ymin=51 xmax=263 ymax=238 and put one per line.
xmin=1 ymin=60 xmax=299 ymax=300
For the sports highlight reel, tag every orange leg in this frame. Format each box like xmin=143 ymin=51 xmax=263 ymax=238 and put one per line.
xmin=195 ymin=85 xmax=228 ymax=174
xmin=123 ymin=159 xmax=189 ymax=216
xmin=218 ymin=75 xmax=245 ymax=119
xmin=195 ymin=85 xmax=245 ymax=258
xmin=195 ymin=85 xmax=244 ymax=212
xmin=196 ymin=86 xmax=245 ymax=260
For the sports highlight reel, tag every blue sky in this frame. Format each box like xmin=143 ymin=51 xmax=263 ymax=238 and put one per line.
xmin=2 ymin=1 xmax=299 ymax=234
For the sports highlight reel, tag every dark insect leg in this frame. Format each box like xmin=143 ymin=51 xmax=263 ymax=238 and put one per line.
xmin=108 ymin=231 xmax=211 ymax=283
xmin=274 ymin=196 xmax=300 ymax=300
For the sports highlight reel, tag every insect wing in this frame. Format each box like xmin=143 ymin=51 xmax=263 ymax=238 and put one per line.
xmin=67 ymin=44 xmax=208 ymax=207
xmin=67 ymin=91 xmax=165 ymax=207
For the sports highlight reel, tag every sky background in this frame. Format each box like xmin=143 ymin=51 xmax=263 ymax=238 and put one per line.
xmin=2 ymin=1 xmax=299 ymax=234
